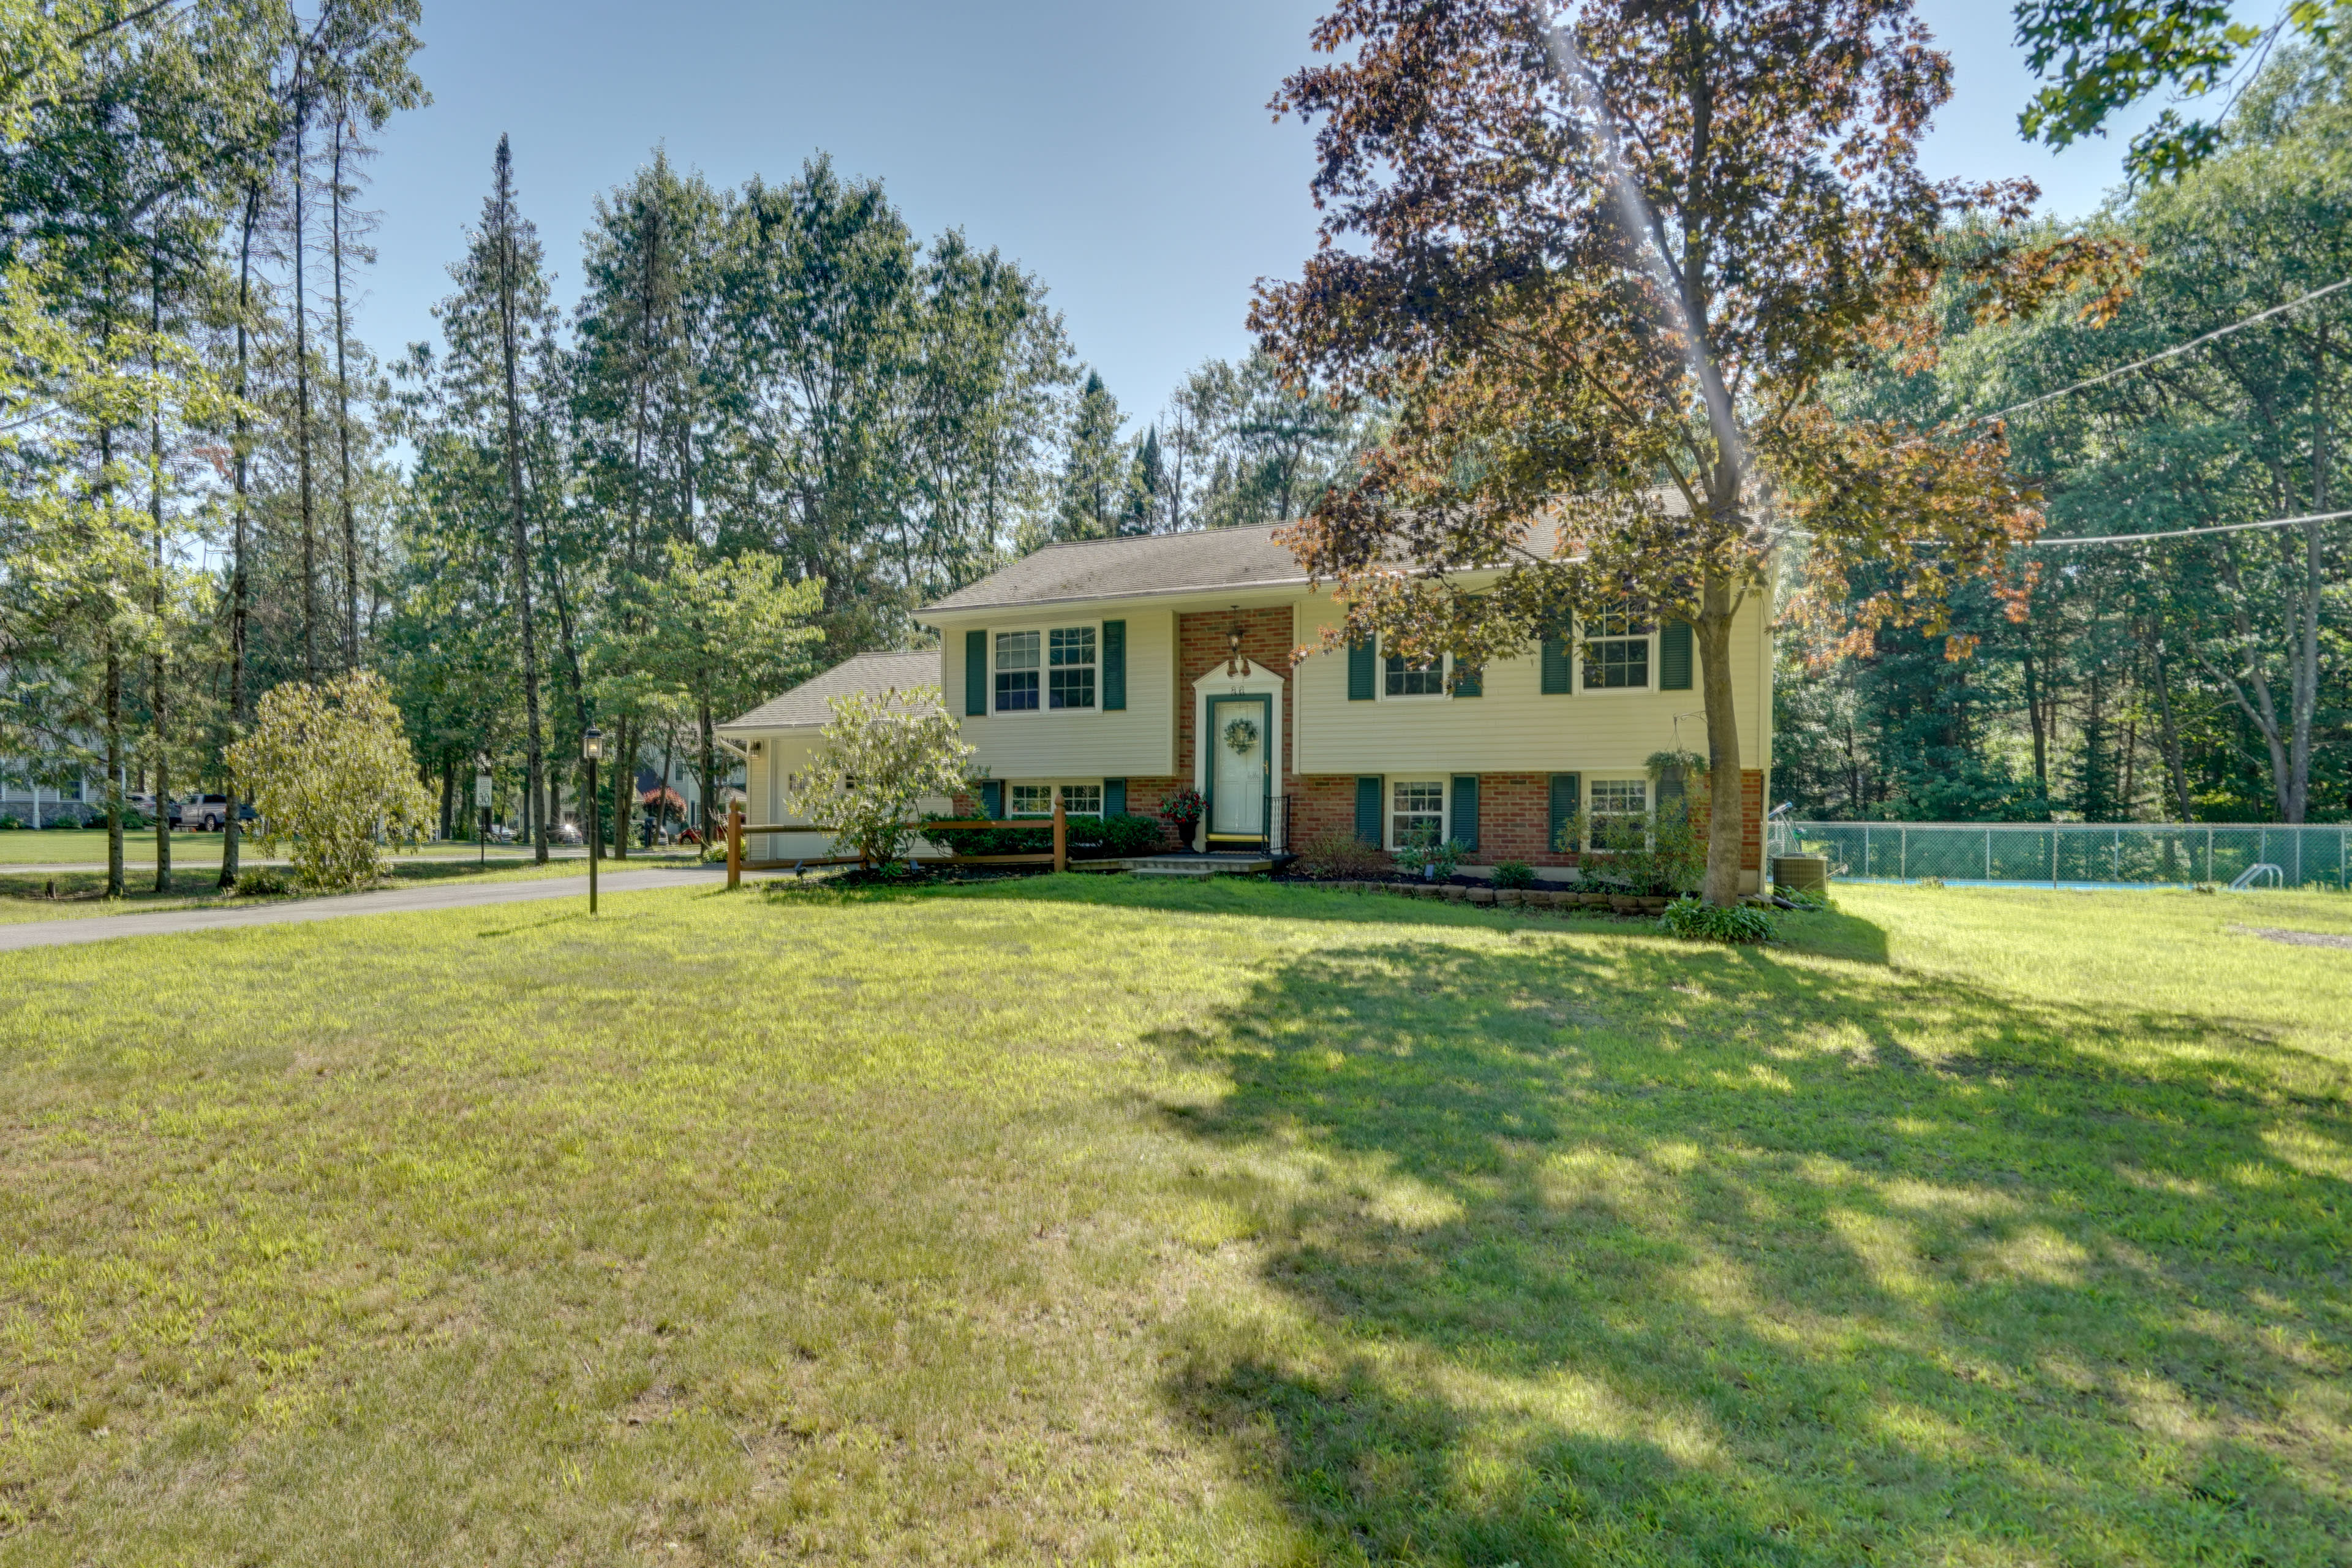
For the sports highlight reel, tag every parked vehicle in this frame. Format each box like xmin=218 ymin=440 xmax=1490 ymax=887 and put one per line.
xmin=172 ymin=794 xmax=257 ymax=832
xmin=550 ymin=821 xmax=584 ymax=846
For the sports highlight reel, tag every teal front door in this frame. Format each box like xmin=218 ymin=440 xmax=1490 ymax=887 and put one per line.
xmin=1207 ymin=695 xmax=1270 ymax=841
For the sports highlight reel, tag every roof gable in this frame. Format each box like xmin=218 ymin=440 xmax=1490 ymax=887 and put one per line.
xmin=921 ymin=525 xmax=1308 ymax=614
xmin=718 ymin=649 xmax=943 ymax=731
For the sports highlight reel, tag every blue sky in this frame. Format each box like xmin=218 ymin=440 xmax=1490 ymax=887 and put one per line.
xmin=359 ymin=0 xmax=2205 ymax=432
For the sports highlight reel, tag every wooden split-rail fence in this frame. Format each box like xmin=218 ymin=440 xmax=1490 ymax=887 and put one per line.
xmin=722 ymin=801 xmax=1095 ymax=888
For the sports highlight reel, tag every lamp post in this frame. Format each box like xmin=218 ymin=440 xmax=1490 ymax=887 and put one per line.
xmin=581 ymin=727 xmax=604 ymax=914
xmin=474 ymin=754 xmax=492 ymax=872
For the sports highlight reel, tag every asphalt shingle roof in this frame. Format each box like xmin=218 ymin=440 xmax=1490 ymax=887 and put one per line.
xmin=718 ymin=649 xmax=943 ymax=731
xmin=921 ymin=524 xmax=1309 ymax=613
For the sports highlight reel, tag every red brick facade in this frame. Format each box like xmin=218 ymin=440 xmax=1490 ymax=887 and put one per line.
xmin=1289 ymin=767 xmax=1764 ymax=874
xmin=1175 ymin=607 xmax=1297 ymax=786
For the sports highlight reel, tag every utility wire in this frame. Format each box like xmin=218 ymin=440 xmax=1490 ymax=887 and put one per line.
xmin=1975 ymin=276 xmax=2352 ymax=424
xmin=2026 ymin=508 xmax=2352 ymax=546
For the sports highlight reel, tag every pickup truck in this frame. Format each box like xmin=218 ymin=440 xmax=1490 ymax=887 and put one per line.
xmin=172 ymin=795 xmax=258 ymax=832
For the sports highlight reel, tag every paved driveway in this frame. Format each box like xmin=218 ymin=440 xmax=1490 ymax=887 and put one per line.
xmin=0 ymin=867 xmax=724 ymax=952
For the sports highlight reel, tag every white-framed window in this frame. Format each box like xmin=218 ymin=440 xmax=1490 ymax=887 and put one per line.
xmin=1389 ymin=778 xmax=1446 ymax=849
xmin=995 ymin=625 xmax=1097 ymax=712
xmin=1588 ymin=777 xmax=1649 ymax=848
xmin=995 ymin=631 xmax=1041 ymax=711
xmin=1008 ymin=782 xmax=1103 ymax=817
xmin=1581 ymin=614 xmax=1653 ymax=690
xmin=1048 ymin=627 xmax=1096 ymax=709
xmin=1383 ymin=639 xmax=1447 ymax=698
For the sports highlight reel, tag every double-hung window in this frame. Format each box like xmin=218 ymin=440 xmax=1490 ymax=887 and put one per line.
xmin=1009 ymin=782 xmax=1103 ymax=818
xmin=1048 ymin=627 xmax=1096 ymax=709
xmin=1582 ymin=614 xmax=1653 ymax=690
xmin=995 ymin=627 xmax=1096 ymax=712
xmin=1390 ymin=779 xmax=1446 ymax=849
xmin=1588 ymin=778 xmax=1649 ymax=849
xmin=995 ymin=631 xmax=1041 ymax=711
xmin=1384 ymin=645 xmax=1446 ymax=696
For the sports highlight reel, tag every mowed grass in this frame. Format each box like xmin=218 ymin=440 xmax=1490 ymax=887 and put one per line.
xmin=0 ymin=879 xmax=2346 ymax=1565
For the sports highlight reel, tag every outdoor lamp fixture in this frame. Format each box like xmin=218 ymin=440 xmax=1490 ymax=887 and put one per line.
xmin=581 ymin=727 xmax=604 ymax=915
xmin=1226 ymin=611 xmax=1245 ymax=676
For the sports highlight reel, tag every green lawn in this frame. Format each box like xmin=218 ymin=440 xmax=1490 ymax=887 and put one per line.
xmin=1 ymin=880 xmax=2345 ymax=1564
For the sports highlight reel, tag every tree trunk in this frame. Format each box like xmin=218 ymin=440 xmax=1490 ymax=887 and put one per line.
xmin=292 ymin=86 xmax=318 ymax=682
xmin=331 ymin=113 xmax=360 ymax=670
xmin=610 ymin=714 xmax=629 ymax=859
xmin=222 ymin=185 xmax=259 ymax=891
xmin=2150 ymin=641 xmax=2194 ymax=823
xmin=439 ymin=749 xmax=454 ymax=840
xmin=148 ymin=252 xmax=170 ymax=895
xmin=699 ymin=699 xmax=716 ymax=843
xmin=1695 ymin=571 xmax=1744 ymax=907
xmin=492 ymin=138 xmax=549 ymax=866
xmin=105 ymin=630 xmax=124 ymax=899
xmin=2021 ymin=638 xmax=2048 ymax=805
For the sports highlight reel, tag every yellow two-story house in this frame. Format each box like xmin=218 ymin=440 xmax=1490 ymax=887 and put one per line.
xmin=721 ymin=523 xmax=1773 ymax=885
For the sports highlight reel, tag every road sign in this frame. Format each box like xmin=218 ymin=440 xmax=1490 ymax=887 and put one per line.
xmin=475 ymin=775 xmax=493 ymax=807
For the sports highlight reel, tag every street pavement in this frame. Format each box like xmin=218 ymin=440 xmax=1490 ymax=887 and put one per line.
xmin=0 ymin=865 xmax=724 ymax=952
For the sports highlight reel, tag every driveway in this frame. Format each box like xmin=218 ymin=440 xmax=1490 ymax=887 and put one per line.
xmin=0 ymin=866 xmax=725 ymax=952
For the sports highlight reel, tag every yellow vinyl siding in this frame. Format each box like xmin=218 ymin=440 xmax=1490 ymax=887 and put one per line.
xmin=939 ymin=606 xmax=1179 ymax=777
xmin=735 ymin=729 xmax=951 ymax=861
xmin=1291 ymin=592 xmax=1771 ymax=775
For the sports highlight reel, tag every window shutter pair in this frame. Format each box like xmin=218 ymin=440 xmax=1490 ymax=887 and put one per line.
xmin=1659 ymin=620 xmax=1694 ymax=690
xmin=1450 ymin=775 xmax=1480 ymax=853
xmin=1347 ymin=639 xmax=1375 ymax=701
xmin=968 ymin=622 xmax=1126 ymax=710
xmin=1353 ymin=777 xmax=1381 ymax=846
xmin=1103 ymin=778 xmax=1126 ymax=815
xmin=1548 ymin=773 xmax=1580 ymax=854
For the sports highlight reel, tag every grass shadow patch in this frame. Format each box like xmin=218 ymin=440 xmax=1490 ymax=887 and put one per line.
xmin=1155 ymin=929 xmax=2352 ymax=1566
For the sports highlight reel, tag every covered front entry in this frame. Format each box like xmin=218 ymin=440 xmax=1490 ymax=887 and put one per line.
xmin=1205 ymin=693 xmax=1272 ymax=845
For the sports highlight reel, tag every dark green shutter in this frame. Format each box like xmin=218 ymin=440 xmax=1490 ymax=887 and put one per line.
xmin=1347 ymin=638 xmax=1375 ymax=701
xmin=1541 ymin=631 xmax=1574 ymax=695
xmin=1101 ymin=620 xmax=1126 ymax=710
xmin=1452 ymin=663 xmax=1482 ymax=698
xmin=964 ymin=630 xmax=988 ymax=715
xmin=979 ymin=780 xmax=1003 ymax=819
xmin=1548 ymin=772 xmax=1580 ymax=853
xmin=1354 ymin=776 xmax=1382 ymax=846
xmin=1450 ymin=774 xmax=1480 ymax=854
xmin=1103 ymin=778 xmax=1126 ymax=815
xmin=1659 ymin=620 xmax=1694 ymax=690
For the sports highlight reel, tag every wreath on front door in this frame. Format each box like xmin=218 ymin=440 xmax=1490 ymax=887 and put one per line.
xmin=1223 ymin=715 xmax=1260 ymax=755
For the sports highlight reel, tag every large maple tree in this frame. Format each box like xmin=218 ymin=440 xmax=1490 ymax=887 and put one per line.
xmin=1254 ymin=0 xmax=2082 ymax=904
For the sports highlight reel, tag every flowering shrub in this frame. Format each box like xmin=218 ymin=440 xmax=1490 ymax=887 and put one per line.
xmin=226 ymin=671 xmax=434 ymax=891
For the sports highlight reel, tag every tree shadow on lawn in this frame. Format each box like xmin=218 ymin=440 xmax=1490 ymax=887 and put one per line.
xmin=1145 ymin=932 xmax=2352 ymax=1566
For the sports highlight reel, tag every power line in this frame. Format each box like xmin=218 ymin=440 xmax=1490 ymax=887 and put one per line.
xmin=2026 ymin=508 xmax=2352 ymax=546
xmin=1976 ymin=276 xmax=2352 ymax=425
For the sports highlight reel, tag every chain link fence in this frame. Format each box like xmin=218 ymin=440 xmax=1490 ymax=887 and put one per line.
xmin=1769 ymin=820 xmax=2352 ymax=889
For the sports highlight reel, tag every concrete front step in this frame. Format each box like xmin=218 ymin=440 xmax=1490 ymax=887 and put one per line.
xmin=1122 ymin=854 xmax=1276 ymax=878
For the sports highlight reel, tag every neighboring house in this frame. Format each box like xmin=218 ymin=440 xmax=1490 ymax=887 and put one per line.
xmin=1 ymin=757 xmax=100 ymax=827
xmin=719 ymin=650 xmax=952 ymax=864
xmin=721 ymin=523 xmax=1772 ymax=887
